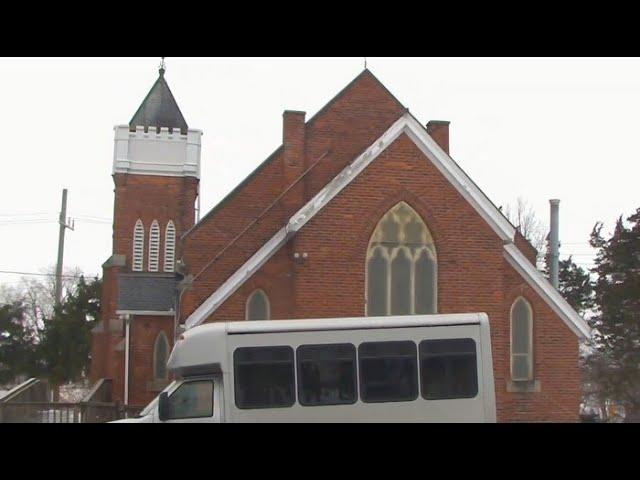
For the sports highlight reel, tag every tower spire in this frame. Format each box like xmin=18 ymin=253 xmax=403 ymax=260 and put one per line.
xmin=129 ymin=57 xmax=188 ymax=133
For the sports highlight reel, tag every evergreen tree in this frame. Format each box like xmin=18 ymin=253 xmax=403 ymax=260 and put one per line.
xmin=542 ymin=236 xmax=594 ymax=315
xmin=0 ymin=302 xmax=38 ymax=384
xmin=557 ymin=257 xmax=594 ymax=314
xmin=587 ymin=208 xmax=640 ymax=421
xmin=37 ymin=276 xmax=101 ymax=398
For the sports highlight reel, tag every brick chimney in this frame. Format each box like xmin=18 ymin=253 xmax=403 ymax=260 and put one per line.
xmin=426 ymin=120 xmax=450 ymax=154
xmin=283 ymin=110 xmax=306 ymax=167
xmin=282 ymin=110 xmax=306 ymax=214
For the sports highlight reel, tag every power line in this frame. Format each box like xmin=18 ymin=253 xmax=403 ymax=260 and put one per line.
xmin=0 ymin=270 xmax=96 ymax=279
xmin=74 ymin=219 xmax=111 ymax=224
xmin=0 ymin=212 xmax=111 ymax=222
xmin=72 ymin=214 xmax=111 ymax=221
xmin=0 ymin=218 xmax=110 ymax=226
xmin=0 ymin=219 xmax=56 ymax=225
xmin=0 ymin=212 xmax=56 ymax=217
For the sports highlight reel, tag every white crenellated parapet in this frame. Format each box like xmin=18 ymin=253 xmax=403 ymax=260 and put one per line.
xmin=113 ymin=125 xmax=202 ymax=178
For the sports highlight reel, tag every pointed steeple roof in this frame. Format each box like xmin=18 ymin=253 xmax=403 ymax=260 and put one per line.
xmin=129 ymin=63 xmax=188 ymax=133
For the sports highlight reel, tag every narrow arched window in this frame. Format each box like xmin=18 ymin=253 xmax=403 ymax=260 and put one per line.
xmin=154 ymin=331 xmax=170 ymax=380
xmin=148 ymin=220 xmax=160 ymax=272
xmin=511 ymin=297 xmax=533 ymax=381
xmin=366 ymin=202 xmax=437 ymax=316
xmin=164 ymin=221 xmax=176 ymax=273
xmin=246 ymin=289 xmax=270 ymax=321
xmin=132 ymin=219 xmax=144 ymax=272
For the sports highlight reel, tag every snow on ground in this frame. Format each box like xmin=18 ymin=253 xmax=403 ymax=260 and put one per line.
xmin=59 ymin=382 xmax=91 ymax=403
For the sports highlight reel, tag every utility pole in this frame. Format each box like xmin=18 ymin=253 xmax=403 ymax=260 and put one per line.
xmin=55 ymin=188 xmax=74 ymax=306
xmin=549 ymin=199 xmax=560 ymax=290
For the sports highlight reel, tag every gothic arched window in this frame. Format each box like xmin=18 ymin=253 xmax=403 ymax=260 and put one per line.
xmin=510 ymin=297 xmax=533 ymax=381
xmin=132 ymin=219 xmax=144 ymax=272
xmin=148 ymin=220 xmax=160 ymax=272
xmin=154 ymin=331 xmax=170 ymax=380
xmin=246 ymin=289 xmax=270 ymax=321
xmin=366 ymin=202 xmax=437 ymax=316
xmin=164 ymin=221 xmax=176 ymax=273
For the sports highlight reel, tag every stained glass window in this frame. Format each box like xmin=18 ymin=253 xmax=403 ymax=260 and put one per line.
xmin=366 ymin=202 xmax=437 ymax=316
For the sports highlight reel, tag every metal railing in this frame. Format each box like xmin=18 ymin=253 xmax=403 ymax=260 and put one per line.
xmin=0 ymin=401 xmax=144 ymax=423
xmin=0 ymin=378 xmax=49 ymax=403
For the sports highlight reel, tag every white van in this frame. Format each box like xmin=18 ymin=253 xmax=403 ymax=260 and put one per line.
xmin=119 ymin=313 xmax=496 ymax=423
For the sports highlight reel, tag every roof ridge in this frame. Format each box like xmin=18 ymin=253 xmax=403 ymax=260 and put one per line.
xmin=305 ymin=68 xmax=406 ymax=127
xmin=404 ymin=110 xmax=523 ymax=239
xmin=182 ymin=68 xmax=405 ymax=240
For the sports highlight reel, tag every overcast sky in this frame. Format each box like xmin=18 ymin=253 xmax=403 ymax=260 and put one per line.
xmin=0 ymin=57 xmax=637 ymax=288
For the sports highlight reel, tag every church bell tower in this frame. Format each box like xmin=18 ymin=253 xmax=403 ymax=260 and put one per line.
xmin=90 ymin=60 xmax=202 ymax=405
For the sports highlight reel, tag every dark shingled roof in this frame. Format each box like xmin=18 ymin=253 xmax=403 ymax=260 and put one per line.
xmin=129 ymin=67 xmax=188 ymax=133
xmin=117 ymin=274 xmax=177 ymax=312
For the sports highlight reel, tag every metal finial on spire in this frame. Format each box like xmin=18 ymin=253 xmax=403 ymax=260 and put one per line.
xmin=159 ymin=57 xmax=166 ymax=76
xmin=364 ymin=57 xmax=367 ymax=69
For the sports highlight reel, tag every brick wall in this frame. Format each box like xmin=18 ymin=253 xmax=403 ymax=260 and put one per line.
xmin=180 ymin=69 xmax=406 ymax=321
xmin=113 ymin=173 xmax=198 ymax=271
xmin=185 ymin=133 xmax=581 ymax=422
xmin=127 ymin=315 xmax=174 ymax=406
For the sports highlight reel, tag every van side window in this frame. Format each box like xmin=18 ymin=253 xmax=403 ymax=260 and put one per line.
xmin=297 ymin=344 xmax=357 ymax=406
xmin=166 ymin=380 xmax=214 ymax=419
xmin=234 ymin=346 xmax=295 ymax=409
xmin=420 ymin=338 xmax=478 ymax=400
xmin=358 ymin=341 xmax=418 ymax=403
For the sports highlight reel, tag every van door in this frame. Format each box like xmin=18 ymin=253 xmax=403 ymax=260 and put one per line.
xmin=159 ymin=377 xmax=221 ymax=423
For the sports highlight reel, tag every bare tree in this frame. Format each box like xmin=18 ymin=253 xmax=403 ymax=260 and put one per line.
xmin=0 ymin=265 xmax=84 ymax=343
xmin=503 ymin=197 xmax=548 ymax=268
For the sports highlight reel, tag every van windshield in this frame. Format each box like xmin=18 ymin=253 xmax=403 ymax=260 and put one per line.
xmin=136 ymin=381 xmax=176 ymax=417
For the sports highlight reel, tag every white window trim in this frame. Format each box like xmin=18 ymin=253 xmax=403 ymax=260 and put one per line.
xmin=132 ymin=219 xmax=145 ymax=272
xmin=245 ymin=289 xmax=271 ymax=321
xmin=148 ymin=220 xmax=160 ymax=272
xmin=153 ymin=331 xmax=170 ymax=381
xmin=510 ymin=296 xmax=534 ymax=382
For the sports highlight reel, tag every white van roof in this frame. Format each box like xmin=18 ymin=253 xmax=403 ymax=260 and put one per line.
xmin=167 ymin=313 xmax=488 ymax=377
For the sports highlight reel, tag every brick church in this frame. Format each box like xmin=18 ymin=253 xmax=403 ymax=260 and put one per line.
xmin=90 ymin=63 xmax=590 ymax=421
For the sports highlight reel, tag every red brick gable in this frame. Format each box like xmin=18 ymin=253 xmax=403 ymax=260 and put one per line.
xmin=205 ymin=132 xmax=504 ymax=322
xmin=179 ymin=69 xmax=406 ymax=320
xmin=178 ymin=69 xmax=586 ymax=339
xmin=197 ymin=131 xmax=581 ymax=421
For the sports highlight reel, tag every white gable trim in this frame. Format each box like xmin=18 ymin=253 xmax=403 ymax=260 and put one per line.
xmin=185 ymin=112 xmax=587 ymax=339
xmin=287 ymin=113 xmax=516 ymax=240
xmin=402 ymin=116 xmax=516 ymax=242
xmin=185 ymin=228 xmax=289 ymax=329
xmin=503 ymin=244 xmax=590 ymax=339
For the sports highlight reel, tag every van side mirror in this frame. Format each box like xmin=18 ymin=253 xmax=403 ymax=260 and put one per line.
xmin=158 ymin=392 xmax=170 ymax=421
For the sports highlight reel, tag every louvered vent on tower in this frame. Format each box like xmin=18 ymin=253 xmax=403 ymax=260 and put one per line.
xmin=164 ymin=221 xmax=176 ymax=272
xmin=133 ymin=219 xmax=145 ymax=271
xmin=148 ymin=220 xmax=160 ymax=272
